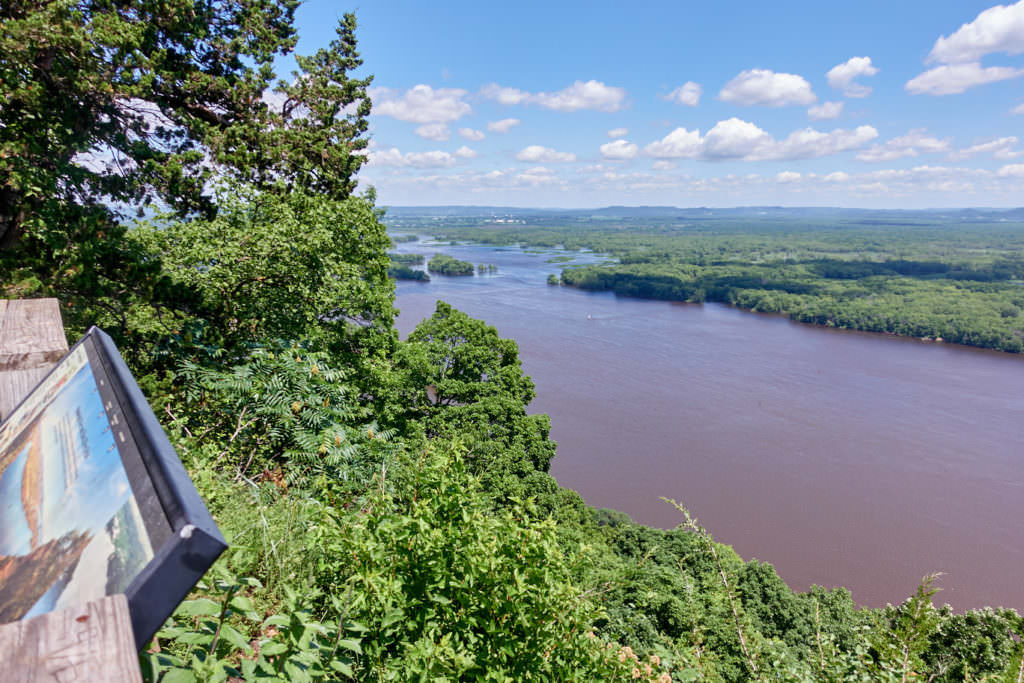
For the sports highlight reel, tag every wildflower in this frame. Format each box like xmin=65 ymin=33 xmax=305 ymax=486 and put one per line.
xmin=631 ymin=668 xmax=641 ymax=679
xmin=658 ymin=674 xmax=672 ymax=683
xmin=650 ymin=655 xmax=660 ymax=666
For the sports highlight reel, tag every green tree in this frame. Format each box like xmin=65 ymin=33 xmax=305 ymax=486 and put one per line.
xmin=1 ymin=0 xmax=294 ymax=248
xmin=1 ymin=2 xmax=374 ymax=352
xmin=130 ymin=186 xmax=395 ymax=369
xmin=390 ymin=302 xmax=557 ymax=497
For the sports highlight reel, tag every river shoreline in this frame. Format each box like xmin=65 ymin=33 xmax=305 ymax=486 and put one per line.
xmin=393 ymin=236 xmax=1024 ymax=612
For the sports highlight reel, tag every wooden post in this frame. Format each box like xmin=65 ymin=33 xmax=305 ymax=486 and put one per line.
xmin=0 ymin=299 xmax=142 ymax=682
xmin=0 ymin=299 xmax=69 ymax=420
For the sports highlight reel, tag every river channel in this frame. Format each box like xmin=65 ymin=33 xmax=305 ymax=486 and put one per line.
xmin=391 ymin=237 xmax=1024 ymax=612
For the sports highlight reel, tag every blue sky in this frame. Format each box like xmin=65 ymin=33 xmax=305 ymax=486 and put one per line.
xmin=293 ymin=0 xmax=1024 ymax=208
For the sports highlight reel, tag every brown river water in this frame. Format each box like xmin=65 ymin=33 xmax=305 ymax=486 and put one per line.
xmin=392 ymin=239 xmax=1024 ymax=612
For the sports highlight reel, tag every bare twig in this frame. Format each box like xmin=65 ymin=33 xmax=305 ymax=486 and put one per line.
xmin=814 ymin=598 xmax=825 ymax=675
xmin=664 ymin=497 xmax=760 ymax=680
xmin=216 ymin=406 xmax=256 ymax=466
xmin=164 ymin=403 xmax=193 ymax=438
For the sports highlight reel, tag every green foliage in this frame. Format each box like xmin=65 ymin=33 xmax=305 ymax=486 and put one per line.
xmin=387 ymin=265 xmax=430 ymax=281
xmin=233 ymin=13 xmax=372 ymax=200
xmin=172 ymin=342 xmax=397 ymax=487
xmin=0 ymin=1 xmax=369 ymax=248
xmin=0 ymin=0 xmax=297 ymax=249
xmin=392 ymin=302 xmax=556 ymax=493
xmin=1 ymin=2 xmax=374 ymax=374
xmin=336 ymin=442 xmax=629 ymax=680
xmin=427 ymin=253 xmax=475 ymax=276
xmin=150 ymin=444 xmax=645 ymax=681
xmin=388 ymin=253 xmax=425 ymax=266
xmin=130 ymin=185 xmax=395 ymax=369
xmin=922 ymin=606 xmax=1024 ymax=681
xmin=870 ymin=575 xmax=943 ymax=679
xmin=387 ymin=253 xmax=429 ymax=280
xmin=142 ymin=571 xmax=364 ymax=682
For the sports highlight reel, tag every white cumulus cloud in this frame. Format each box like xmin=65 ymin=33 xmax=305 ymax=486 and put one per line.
xmin=487 ymin=118 xmax=521 ymax=133
xmin=997 ymin=163 xmax=1024 ymax=177
xmin=368 ymin=147 xmax=458 ymax=168
xmin=515 ymin=145 xmax=577 ymax=163
xmin=950 ymin=136 xmax=1021 ymax=160
xmin=906 ymin=63 xmax=1024 ymax=95
xmin=652 ymin=160 xmax=677 ymax=171
xmin=718 ymin=69 xmax=816 ymax=106
xmin=855 ymin=129 xmax=951 ymax=162
xmin=516 ymin=166 xmax=564 ymax=186
xmin=927 ymin=1 xmax=1024 ymax=64
xmin=826 ymin=57 xmax=879 ymax=97
xmin=808 ymin=101 xmax=844 ymax=120
xmin=600 ymin=139 xmax=639 ymax=160
xmin=776 ymin=171 xmax=802 ymax=183
xmin=907 ymin=3 xmax=1024 ymax=95
xmin=607 ymin=127 xmax=629 ymax=138
xmin=702 ymin=118 xmax=773 ymax=158
xmin=824 ymin=171 xmax=851 ymax=182
xmin=481 ymin=85 xmax=530 ymax=105
xmin=644 ymin=127 xmax=704 ymax=158
xmin=1013 ymin=103 xmax=1024 ymax=114
xmin=482 ymin=80 xmax=627 ymax=112
xmin=459 ymin=127 xmax=485 ymax=141
xmin=415 ymin=123 xmax=450 ymax=141
xmin=454 ymin=145 xmax=477 ymax=159
xmin=665 ymin=82 xmax=702 ymax=106
xmin=372 ymin=85 xmax=471 ymax=123
xmin=644 ymin=118 xmax=876 ymax=161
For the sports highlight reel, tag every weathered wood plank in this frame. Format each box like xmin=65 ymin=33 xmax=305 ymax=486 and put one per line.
xmin=0 ymin=299 xmax=68 ymax=372
xmin=0 ymin=366 xmax=53 ymax=421
xmin=0 ymin=594 xmax=142 ymax=683
xmin=0 ymin=299 xmax=68 ymax=420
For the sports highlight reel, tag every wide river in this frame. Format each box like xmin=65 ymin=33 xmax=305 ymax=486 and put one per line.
xmin=392 ymin=237 xmax=1024 ymax=612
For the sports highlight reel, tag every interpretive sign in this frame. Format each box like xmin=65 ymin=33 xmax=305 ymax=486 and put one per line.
xmin=0 ymin=327 xmax=226 ymax=648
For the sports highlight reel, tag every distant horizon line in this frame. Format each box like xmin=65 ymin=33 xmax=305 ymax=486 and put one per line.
xmin=380 ymin=204 xmax=1024 ymax=212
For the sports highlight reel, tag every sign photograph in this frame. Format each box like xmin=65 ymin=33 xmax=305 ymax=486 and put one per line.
xmin=0 ymin=328 xmax=225 ymax=646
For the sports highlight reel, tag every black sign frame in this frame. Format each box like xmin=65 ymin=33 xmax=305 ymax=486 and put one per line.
xmin=0 ymin=327 xmax=226 ymax=648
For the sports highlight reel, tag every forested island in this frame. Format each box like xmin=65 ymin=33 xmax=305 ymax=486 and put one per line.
xmin=3 ymin=3 xmax=1023 ymax=681
xmin=388 ymin=253 xmax=430 ymax=280
xmin=423 ymin=216 xmax=1024 ymax=353
xmin=428 ymin=253 xmax=476 ymax=276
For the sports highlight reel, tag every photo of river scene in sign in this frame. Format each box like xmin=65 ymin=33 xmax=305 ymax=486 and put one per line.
xmin=0 ymin=344 xmax=154 ymax=622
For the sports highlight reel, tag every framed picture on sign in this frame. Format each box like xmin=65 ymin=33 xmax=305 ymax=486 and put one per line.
xmin=0 ymin=327 xmax=226 ymax=648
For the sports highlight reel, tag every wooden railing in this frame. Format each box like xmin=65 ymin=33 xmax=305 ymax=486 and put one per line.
xmin=0 ymin=299 xmax=142 ymax=682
